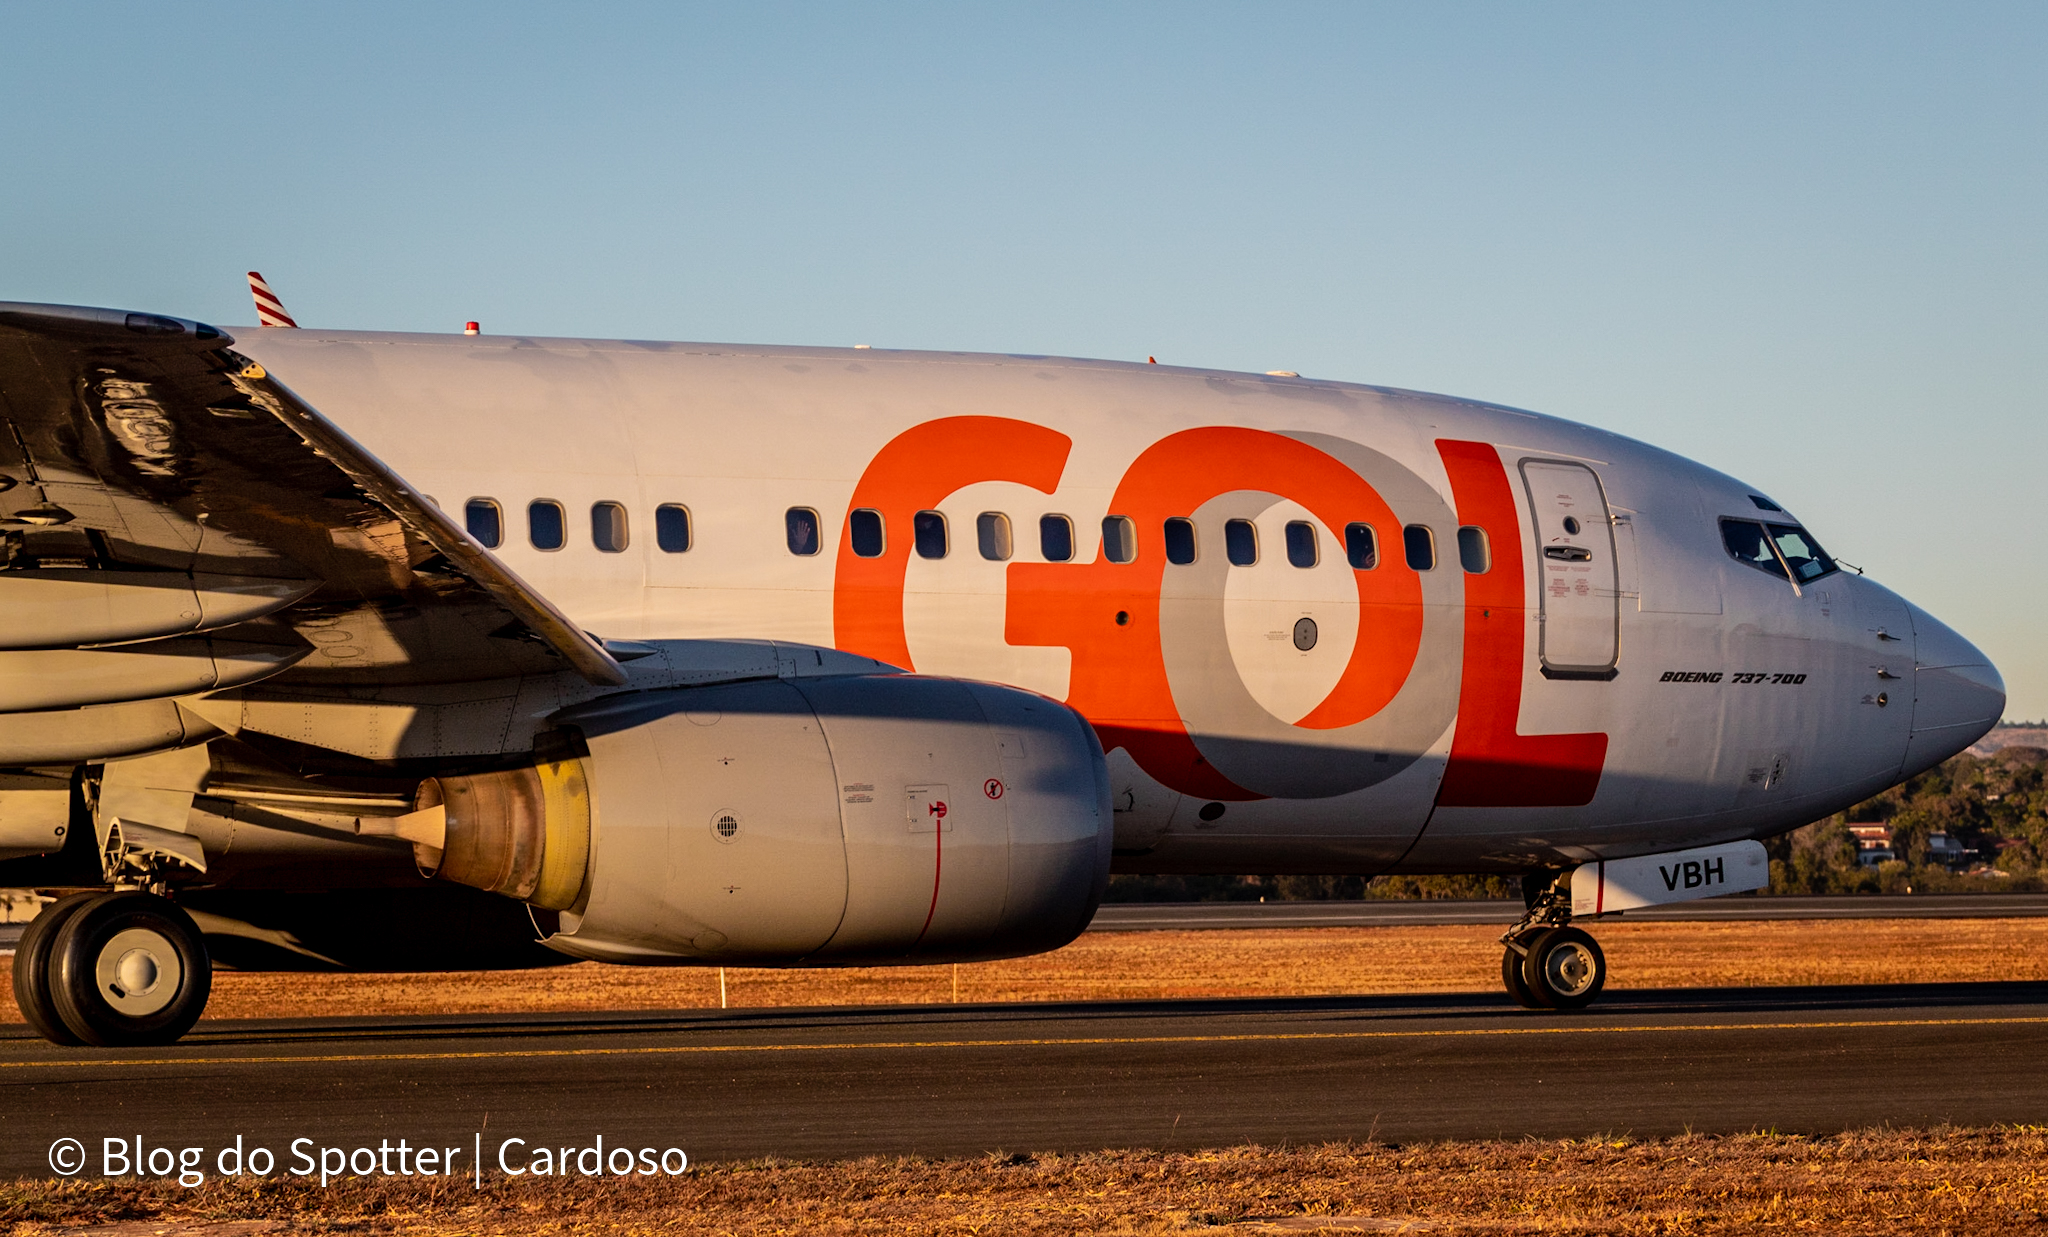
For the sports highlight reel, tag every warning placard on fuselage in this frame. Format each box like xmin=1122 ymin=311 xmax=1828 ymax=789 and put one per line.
xmin=1570 ymin=840 xmax=1769 ymax=915
xmin=906 ymin=784 xmax=953 ymax=833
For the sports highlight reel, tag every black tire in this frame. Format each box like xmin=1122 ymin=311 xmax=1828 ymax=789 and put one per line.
xmin=1519 ymin=926 xmax=1606 ymax=1011
xmin=49 ymin=892 xmax=211 ymax=1047
xmin=1501 ymin=938 xmax=1543 ymax=1009
xmin=10 ymin=892 xmax=100 ymax=1046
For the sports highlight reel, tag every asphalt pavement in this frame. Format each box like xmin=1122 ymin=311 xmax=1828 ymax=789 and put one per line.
xmin=4 ymin=982 xmax=2046 ymax=1175
xmin=1086 ymin=893 xmax=2048 ymax=930
xmin=2 ymin=894 xmax=2040 ymax=954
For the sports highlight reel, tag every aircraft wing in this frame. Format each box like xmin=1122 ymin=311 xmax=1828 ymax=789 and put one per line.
xmin=0 ymin=302 xmax=626 ymax=751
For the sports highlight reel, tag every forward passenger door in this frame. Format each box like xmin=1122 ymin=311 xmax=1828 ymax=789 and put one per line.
xmin=1519 ymin=460 xmax=1620 ymax=680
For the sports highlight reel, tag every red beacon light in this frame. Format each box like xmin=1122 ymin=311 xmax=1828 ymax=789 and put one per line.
xmin=464 ymin=321 xmax=480 ymax=336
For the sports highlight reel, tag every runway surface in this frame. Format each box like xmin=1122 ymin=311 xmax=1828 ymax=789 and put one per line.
xmin=5 ymin=982 xmax=2047 ymax=1175
xmin=1 ymin=894 xmax=2039 ymax=954
xmin=1088 ymin=893 xmax=2048 ymax=930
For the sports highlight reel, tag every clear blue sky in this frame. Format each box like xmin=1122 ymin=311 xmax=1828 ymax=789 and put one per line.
xmin=4 ymin=4 xmax=2043 ymax=718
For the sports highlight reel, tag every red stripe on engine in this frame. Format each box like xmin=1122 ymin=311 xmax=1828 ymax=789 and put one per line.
xmin=916 ymin=819 xmax=943 ymax=944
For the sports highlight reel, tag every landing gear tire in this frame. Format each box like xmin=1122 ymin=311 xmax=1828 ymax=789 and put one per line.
xmin=48 ymin=892 xmax=211 ymax=1047
xmin=1501 ymin=936 xmax=1543 ymax=1009
xmin=1519 ymin=926 xmax=1605 ymax=1011
xmin=10 ymin=893 xmax=100 ymax=1046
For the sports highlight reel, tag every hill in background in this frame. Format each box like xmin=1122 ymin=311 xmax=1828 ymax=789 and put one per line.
xmin=1973 ymin=722 xmax=2048 ymax=756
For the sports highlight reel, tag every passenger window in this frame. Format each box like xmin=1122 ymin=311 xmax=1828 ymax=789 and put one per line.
xmin=976 ymin=512 xmax=1012 ymax=561
xmin=1457 ymin=526 xmax=1490 ymax=574
xmin=591 ymin=502 xmax=629 ymax=553
xmin=465 ymin=499 xmax=502 ymax=549
xmin=655 ymin=504 xmax=692 ymax=553
xmin=1224 ymin=519 xmax=1257 ymax=567
xmin=528 ymin=500 xmax=565 ymax=551
xmin=1163 ymin=517 xmax=1197 ymax=565
xmin=1284 ymin=521 xmax=1317 ymax=568
xmin=1040 ymin=514 xmax=1075 ymax=562
xmin=913 ymin=510 xmax=948 ymax=559
xmin=1403 ymin=524 xmax=1435 ymax=571
xmin=1101 ymin=515 xmax=1137 ymax=564
xmin=1768 ymin=523 xmax=1838 ymax=583
xmin=850 ymin=508 xmax=885 ymax=558
xmin=1344 ymin=523 xmax=1378 ymax=570
xmin=786 ymin=507 xmax=821 ymax=557
xmin=1720 ymin=519 xmax=1787 ymax=579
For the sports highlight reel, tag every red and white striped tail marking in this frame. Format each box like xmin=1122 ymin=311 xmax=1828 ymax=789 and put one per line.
xmin=246 ymin=271 xmax=299 ymax=328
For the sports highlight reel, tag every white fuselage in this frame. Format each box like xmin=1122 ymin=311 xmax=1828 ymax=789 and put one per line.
xmin=228 ymin=328 xmax=2004 ymax=875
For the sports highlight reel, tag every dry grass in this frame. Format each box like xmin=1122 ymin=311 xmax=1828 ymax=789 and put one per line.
xmin=8 ymin=923 xmax=2048 ymax=1232
xmin=6 ymin=917 xmax=2047 ymax=1024
xmin=7 ymin=1127 xmax=2048 ymax=1234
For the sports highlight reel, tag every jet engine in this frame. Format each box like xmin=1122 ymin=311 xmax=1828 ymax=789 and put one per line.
xmin=403 ymin=673 xmax=1112 ymax=965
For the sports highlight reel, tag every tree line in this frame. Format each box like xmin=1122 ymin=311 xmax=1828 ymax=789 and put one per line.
xmin=1104 ymin=740 xmax=2046 ymax=902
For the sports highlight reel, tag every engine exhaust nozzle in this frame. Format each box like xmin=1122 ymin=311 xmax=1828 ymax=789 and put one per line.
xmin=399 ymin=750 xmax=591 ymax=911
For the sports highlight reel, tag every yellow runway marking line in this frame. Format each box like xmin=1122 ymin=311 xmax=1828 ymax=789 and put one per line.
xmin=8 ymin=1013 xmax=2048 ymax=1071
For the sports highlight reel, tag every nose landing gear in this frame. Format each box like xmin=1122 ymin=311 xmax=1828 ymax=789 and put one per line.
xmin=1507 ymin=925 xmax=1606 ymax=1009
xmin=1501 ymin=873 xmax=1608 ymax=1010
xmin=11 ymin=890 xmax=211 ymax=1047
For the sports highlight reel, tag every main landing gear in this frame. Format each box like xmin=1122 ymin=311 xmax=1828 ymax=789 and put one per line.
xmin=1500 ymin=872 xmax=1607 ymax=1011
xmin=12 ymin=890 xmax=211 ymax=1047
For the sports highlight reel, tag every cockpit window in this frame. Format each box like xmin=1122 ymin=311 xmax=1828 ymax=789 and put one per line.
xmin=1768 ymin=523 xmax=1838 ymax=583
xmin=1721 ymin=520 xmax=1788 ymax=580
xmin=1721 ymin=518 xmax=1837 ymax=584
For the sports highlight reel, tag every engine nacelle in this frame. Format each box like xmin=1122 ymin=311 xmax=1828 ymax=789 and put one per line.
xmin=410 ymin=673 xmax=1111 ymax=966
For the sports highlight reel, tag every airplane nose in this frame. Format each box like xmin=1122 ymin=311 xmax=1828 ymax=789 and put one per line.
xmin=1901 ymin=602 xmax=2005 ymax=778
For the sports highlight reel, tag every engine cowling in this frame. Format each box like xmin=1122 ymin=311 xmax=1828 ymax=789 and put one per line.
xmin=410 ymin=673 xmax=1111 ymax=966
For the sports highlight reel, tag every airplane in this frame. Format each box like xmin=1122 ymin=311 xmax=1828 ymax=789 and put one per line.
xmin=0 ymin=295 xmax=2004 ymax=1046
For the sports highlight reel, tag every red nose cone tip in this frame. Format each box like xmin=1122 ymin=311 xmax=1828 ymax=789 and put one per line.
xmin=464 ymin=322 xmax=480 ymax=335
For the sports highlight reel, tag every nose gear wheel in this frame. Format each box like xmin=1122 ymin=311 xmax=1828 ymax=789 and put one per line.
xmin=1500 ymin=871 xmax=1608 ymax=1011
xmin=1519 ymin=926 xmax=1606 ymax=1010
